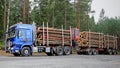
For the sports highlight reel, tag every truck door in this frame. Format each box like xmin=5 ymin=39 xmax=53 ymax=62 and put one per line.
xmin=26 ymin=30 xmax=32 ymax=42
xmin=17 ymin=29 xmax=26 ymax=42
xmin=18 ymin=29 xmax=32 ymax=43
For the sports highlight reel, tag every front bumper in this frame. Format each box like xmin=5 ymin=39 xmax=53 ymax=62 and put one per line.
xmin=9 ymin=46 xmax=20 ymax=54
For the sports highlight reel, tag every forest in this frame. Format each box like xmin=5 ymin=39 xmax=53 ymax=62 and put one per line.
xmin=0 ymin=0 xmax=120 ymax=50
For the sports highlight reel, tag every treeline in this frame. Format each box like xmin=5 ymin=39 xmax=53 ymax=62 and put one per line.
xmin=0 ymin=0 xmax=120 ymax=50
xmin=90 ymin=17 xmax=120 ymax=50
xmin=0 ymin=0 xmax=4 ymax=40
xmin=0 ymin=0 xmax=93 ymax=39
xmin=31 ymin=0 xmax=93 ymax=30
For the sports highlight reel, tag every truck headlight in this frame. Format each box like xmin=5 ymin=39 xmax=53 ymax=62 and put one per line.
xmin=11 ymin=47 xmax=14 ymax=50
xmin=15 ymin=50 xmax=19 ymax=52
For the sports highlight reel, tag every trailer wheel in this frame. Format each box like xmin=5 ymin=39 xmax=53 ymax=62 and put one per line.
xmin=21 ymin=47 xmax=31 ymax=56
xmin=46 ymin=48 xmax=54 ymax=56
xmin=64 ymin=46 xmax=71 ymax=55
xmin=86 ymin=49 xmax=92 ymax=55
xmin=13 ymin=53 xmax=20 ymax=56
xmin=55 ymin=46 xmax=63 ymax=56
xmin=92 ymin=49 xmax=98 ymax=55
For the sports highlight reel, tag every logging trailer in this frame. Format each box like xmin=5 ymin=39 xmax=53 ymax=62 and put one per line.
xmin=77 ymin=31 xmax=118 ymax=55
xmin=5 ymin=22 xmax=118 ymax=56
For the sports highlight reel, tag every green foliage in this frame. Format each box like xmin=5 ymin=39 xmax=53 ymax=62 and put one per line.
xmin=8 ymin=0 xmax=22 ymax=25
xmin=0 ymin=40 xmax=4 ymax=47
xmin=0 ymin=0 xmax=93 ymax=47
xmin=91 ymin=17 xmax=120 ymax=49
xmin=92 ymin=17 xmax=120 ymax=35
xmin=79 ymin=0 xmax=92 ymax=31
xmin=9 ymin=0 xmax=30 ymax=25
xmin=0 ymin=0 xmax=4 ymax=39
xmin=31 ymin=0 xmax=92 ymax=29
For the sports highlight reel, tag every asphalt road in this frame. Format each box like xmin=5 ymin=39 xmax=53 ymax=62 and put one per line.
xmin=0 ymin=55 xmax=120 ymax=68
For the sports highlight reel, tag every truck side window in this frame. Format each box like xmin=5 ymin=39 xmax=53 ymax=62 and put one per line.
xmin=18 ymin=30 xmax=26 ymax=39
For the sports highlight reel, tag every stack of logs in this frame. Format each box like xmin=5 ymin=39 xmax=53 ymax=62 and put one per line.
xmin=79 ymin=31 xmax=117 ymax=48
xmin=104 ymin=35 xmax=117 ymax=49
xmin=36 ymin=27 xmax=71 ymax=45
xmin=79 ymin=31 xmax=104 ymax=48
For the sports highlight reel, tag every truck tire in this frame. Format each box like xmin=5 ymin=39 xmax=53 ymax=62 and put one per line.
xmin=108 ymin=49 xmax=112 ymax=55
xmin=92 ymin=49 xmax=98 ymax=55
xmin=86 ymin=49 xmax=92 ymax=55
xmin=64 ymin=46 xmax=71 ymax=55
xmin=21 ymin=47 xmax=31 ymax=56
xmin=115 ymin=50 xmax=118 ymax=55
xmin=46 ymin=48 xmax=54 ymax=56
xmin=112 ymin=50 xmax=117 ymax=55
xmin=46 ymin=53 xmax=52 ymax=56
xmin=77 ymin=51 xmax=82 ymax=55
xmin=55 ymin=46 xmax=63 ymax=56
xmin=13 ymin=53 xmax=20 ymax=56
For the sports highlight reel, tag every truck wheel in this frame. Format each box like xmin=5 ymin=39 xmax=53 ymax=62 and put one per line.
xmin=46 ymin=48 xmax=54 ymax=56
xmin=55 ymin=46 xmax=63 ymax=56
xmin=108 ymin=49 xmax=112 ymax=55
xmin=46 ymin=53 xmax=52 ymax=56
xmin=86 ymin=49 xmax=92 ymax=55
xmin=92 ymin=49 xmax=98 ymax=55
xmin=115 ymin=50 xmax=118 ymax=55
xmin=64 ymin=46 xmax=71 ymax=55
xmin=21 ymin=47 xmax=31 ymax=56
xmin=112 ymin=50 xmax=117 ymax=55
xmin=13 ymin=53 xmax=20 ymax=56
xmin=77 ymin=51 xmax=82 ymax=55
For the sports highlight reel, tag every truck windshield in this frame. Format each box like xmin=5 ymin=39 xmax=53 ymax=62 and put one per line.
xmin=8 ymin=29 xmax=16 ymax=38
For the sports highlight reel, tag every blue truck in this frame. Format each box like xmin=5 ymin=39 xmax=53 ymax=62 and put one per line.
xmin=5 ymin=22 xmax=79 ymax=56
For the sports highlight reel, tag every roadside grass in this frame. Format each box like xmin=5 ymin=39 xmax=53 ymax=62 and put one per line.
xmin=0 ymin=41 xmax=4 ymax=49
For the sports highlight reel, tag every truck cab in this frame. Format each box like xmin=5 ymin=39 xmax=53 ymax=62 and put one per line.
xmin=72 ymin=28 xmax=80 ymax=41
xmin=6 ymin=23 xmax=33 ymax=56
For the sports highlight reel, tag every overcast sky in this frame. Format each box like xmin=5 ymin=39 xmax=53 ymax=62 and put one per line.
xmin=91 ymin=0 xmax=120 ymax=22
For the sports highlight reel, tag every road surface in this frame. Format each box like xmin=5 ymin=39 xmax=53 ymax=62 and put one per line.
xmin=0 ymin=55 xmax=120 ymax=68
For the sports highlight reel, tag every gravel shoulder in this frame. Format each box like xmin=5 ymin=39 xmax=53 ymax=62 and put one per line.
xmin=0 ymin=51 xmax=120 ymax=68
